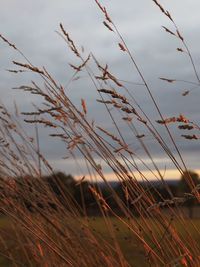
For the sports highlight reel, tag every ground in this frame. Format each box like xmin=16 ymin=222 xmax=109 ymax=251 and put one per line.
xmin=0 ymin=216 xmax=200 ymax=266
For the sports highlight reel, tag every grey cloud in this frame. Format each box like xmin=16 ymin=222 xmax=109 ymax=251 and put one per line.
xmin=0 ymin=0 xmax=200 ymax=177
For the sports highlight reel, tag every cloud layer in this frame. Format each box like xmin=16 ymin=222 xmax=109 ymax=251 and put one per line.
xmin=1 ymin=0 xmax=200 ymax=179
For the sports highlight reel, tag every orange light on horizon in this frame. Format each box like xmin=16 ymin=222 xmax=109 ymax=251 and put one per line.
xmin=75 ymin=168 xmax=200 ymax=182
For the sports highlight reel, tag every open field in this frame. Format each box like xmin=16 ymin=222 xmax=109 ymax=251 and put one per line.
xmin=0 ymin=216 xmax=200 ymax=266
xmin=89 ymin=217 xmax=200 ymax=266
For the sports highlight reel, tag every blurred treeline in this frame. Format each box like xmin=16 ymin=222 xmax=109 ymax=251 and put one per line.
xmin=1 ymin=170 xmax=199 ymax=218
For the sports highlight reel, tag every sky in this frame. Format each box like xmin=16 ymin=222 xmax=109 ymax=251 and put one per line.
xmin=0 ymin=0 xmax=200 ymax=180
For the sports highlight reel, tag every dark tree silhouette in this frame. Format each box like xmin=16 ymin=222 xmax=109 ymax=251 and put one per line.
xmin=178 ymin=170 xmax=200 ymax=218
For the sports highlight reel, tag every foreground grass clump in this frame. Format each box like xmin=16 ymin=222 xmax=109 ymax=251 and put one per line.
xmin=0 ymin=0 xmax=200 ymax=266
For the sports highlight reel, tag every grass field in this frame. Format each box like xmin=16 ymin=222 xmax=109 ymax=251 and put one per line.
xmin=88 ymin=217 xmax=200 ymax=266
xmin=0 ymin=216 xmax=199 ymax=266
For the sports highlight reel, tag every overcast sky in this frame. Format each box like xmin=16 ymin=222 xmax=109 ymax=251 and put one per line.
xmin=1 ymin=0 xmax=200 ymax=180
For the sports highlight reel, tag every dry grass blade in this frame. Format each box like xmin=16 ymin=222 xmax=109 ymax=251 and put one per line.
xmin=162 ymin=26 xmax=176 ymax=37
xmin=12 ymin=61 xmax=45 ymax=75
xmin=181 ymin=134 xmax=198 ymax=140
xmin=81 ymin=99 xmax=87 ymax=115
xmin=103 ymin=21 xmax=114 ymax=32
xmin=0 ymin=34 xmax=17 ymax=49
xmin=59 ymin=23 xmax=80 ymax=57
xmin=159 ymin=77 xmax=176 ymax=83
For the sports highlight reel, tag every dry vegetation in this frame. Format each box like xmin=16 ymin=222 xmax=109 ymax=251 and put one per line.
xmin=0 ymin=0 xmax=200 ymax=266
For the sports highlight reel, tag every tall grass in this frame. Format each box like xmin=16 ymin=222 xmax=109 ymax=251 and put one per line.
xmin=0 ymin=0 xmax=200 ymax=266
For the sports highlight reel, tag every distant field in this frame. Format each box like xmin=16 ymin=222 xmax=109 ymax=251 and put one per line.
xmin=0 ymin=216 xmax=199 ymax=267
xmin=88 ymin=217 xmax=200 ymax=266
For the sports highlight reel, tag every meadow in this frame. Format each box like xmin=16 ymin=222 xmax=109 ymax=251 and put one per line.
xmin=0 ymin=216 xmax=200 ymax=267
xmin=0 ymin=0 xmax=200 ymax=266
